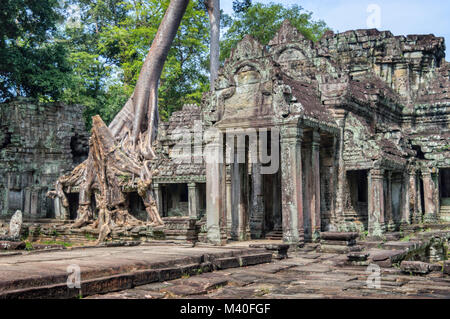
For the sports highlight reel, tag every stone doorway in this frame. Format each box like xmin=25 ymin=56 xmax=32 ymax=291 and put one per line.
xmin=160 ymin=184 xmax=189 ymax=217
xmin=345 ymin=170 xmax=369 ymax=230
xmin=439 ymin=168 xmax=450 ymax=221
xmin=67 ymin=193 xmax=79 ymax=220
xmin=261 ymin=169 xmax=282 ymax=240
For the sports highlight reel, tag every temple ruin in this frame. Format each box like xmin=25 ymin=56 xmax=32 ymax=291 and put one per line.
xmin=2 ymin=22 xmax=449 ymax=246
xmin=0 ymin=98 xmax=89 ymax=220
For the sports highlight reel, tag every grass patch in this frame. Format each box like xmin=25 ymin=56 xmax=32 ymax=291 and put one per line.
xmin=41 ymin=240 xmax=73 ymax=247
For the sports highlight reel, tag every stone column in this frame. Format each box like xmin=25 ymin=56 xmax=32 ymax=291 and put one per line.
xmin=250 ymin=163 xmax=264 ymax=239
xmin=368 ymin=168 xmax=385 ymax=237
xmin=385 ymin=171 xmax=393 ymax=231
xmin=409 ymin=170 xmax=419 ymax=224
xmin=153 ymin=183 xmax=163 ymax=217
xmin=401 ymin=171 xmax=410 ymax=225
xmin=280 ymin=124 xmax=303 ymax=245
xmin=188 ymin=183 xmax=199 ymax=219
xmin=311 ymin=129 xmax=321 ymax=240
xmin=434 ymin=169 xmax=440 ymax=221
xmin=231 ymin=141 xmax=250 ymax=241
xmin=422 ymin=168 xmax=437 ymax=223
xmin=416 ymin=172 xmax=423 ymax=222
xmin=273 ymin=171 xmax=282 ymax=231
xmin=226 ymin=175 xmax=232 ymax=238
xmin=205 ymin=133 xmax=226 ymax=244
xmin=334 ymin=110 xmax=347 ymax=227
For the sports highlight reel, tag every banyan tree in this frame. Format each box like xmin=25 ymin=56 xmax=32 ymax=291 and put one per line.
xmin=48 ymin=0 xmax=191 ymax=243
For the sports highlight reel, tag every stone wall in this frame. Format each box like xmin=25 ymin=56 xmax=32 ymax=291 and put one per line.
xmin=0 ymin=98 xmax=89 ymax=219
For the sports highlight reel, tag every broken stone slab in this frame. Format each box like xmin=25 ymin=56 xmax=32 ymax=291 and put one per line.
xmin=0 ymin=241 xmax=26 ymax=250
xmin=400 ymin=261 xmax=430 ymax=275
xmin=444 ymin=261 xmax=450 ymax=275
xmin=382 ymin=241 xmax=422 ymax=251
xmin=321 ymin=239 xmax=356 ymax=246
xmin=31 ymin=244 xmax=66 ymax=250
xmin=384 ymin=232 xmax=403 ymax=241
xmin=347 ymin=252 xmax=369 ymax=262
xmin=429 ymin=263 xmax=443 ymax=272
xmin=320 ymin=232 xmax=359 ymax=241
xmin=370 ymin=249 xmax=407 ymax=267
xmin=248 ymin=243 xmax=289 ymax=259
xmin=8 ymin=210 xmax=22 ymax=240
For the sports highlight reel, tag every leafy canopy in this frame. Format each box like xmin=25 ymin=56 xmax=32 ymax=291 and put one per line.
xmin=221 ymin=2 xmax=328 ymax=61
xmin=0 ymin=0 xmax=71 ymax=101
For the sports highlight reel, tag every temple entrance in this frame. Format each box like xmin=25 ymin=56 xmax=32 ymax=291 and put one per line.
xmin=67 ymin=193 xmax=79 ymax=220
xmin=261 ymin=169 xmax=282 ymax=240
xmin=439 ymin=168 xmax=450 ymax=221
xmin=345 ymin=170 xmax=368 ymax=229
xmin=159 ymin=184 xmax=189 ymax=217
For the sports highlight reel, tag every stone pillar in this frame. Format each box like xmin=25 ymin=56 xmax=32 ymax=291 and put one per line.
xmin=422 ymin=168 xmax=437 ymax=223
xmin=153 ymin=183 xmax=163 ymax=217
xmin=188 ymin=183 xmax=199 ymax=219
xmin=385 ymin=171 xmax=393 ymax=231
xmin=273 ymin=171 xmax=282 ymax=231
xmin=368 ymin=168 xmax=385 ymax=237
xmin=416 ymin=172 xmax=423 ymax=222
xmin=226 ymin=176 xmax=232 ymax=238
xmin=334 ymin=110 xmax=347 ymax=228
xmin=250 ymin=163 xmax=264 ymax=239
xmin=311 ymin=129 xmax=321 ymax=240
xmin=280 ymin=124 xmax=303 ymax=245
xmin=231 ymin=142 xmax=250 ymax=241
xmin=205 ymin=134 xmax=226 ymax=244
xmin=409 ymin=170 xmax=419 ymax=224
xmin=434 ymin=169 xmax=440 ymax=221
xmin=401 ymin=171 xmax=410 ymax=225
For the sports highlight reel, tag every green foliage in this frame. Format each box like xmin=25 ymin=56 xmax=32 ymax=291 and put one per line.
xmin=3 ymin=1 xmax=329 ymax=129
xmin=220 ymin=2 xmax=328 ymax=61
xmin=25 ymin=241 xmax=33 ymax=251
xmin=41 ymin=240 xmax=73 ymax=247
xmin=0 ymin=0 xmax=72 ymax=101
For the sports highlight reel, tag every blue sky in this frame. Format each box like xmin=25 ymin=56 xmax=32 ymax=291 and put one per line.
xmin=222 ymin=0 xmax=449 ymax=55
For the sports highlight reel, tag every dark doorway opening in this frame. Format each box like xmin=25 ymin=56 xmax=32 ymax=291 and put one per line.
xmin=67 ymin=193 xmax=79 ymax=220
xmin=346 ymin=170 xmax=368 ymax=229
xmin=127 ymin=192 xmax=147 ymax=221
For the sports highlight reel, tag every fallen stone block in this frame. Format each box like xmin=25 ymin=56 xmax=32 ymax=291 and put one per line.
xmin=0 ymin=241 xmax=26 ymax=250
xmin=444 ymin=261 xmax=450 ymax=275
xmin=319 ymin=244 xmax=350 ymax=254
xmin=321 ymin=239 xmax=356 ymax=246
xmin=320 ymin=232 xmax=359 ymax=241
xmin=429 ymin=263 xmax=443 ymax=272
xmin=347 ymin=252 xmax=369 ymax=262
xmin=249 ymin=244 xmax=289 ymax=259
xmin=400 ymin=261 xmax=430 ymax=275
xmin=370 ymin=250 xmax=407 ymax=267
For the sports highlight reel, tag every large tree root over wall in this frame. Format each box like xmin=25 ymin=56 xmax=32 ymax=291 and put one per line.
xmin=48 ymin=0 xmax=190 ymax=243
xmin=49 ymin=116 xmax=163 ymax=243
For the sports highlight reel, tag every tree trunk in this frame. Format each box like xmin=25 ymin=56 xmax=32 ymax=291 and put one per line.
xmin=206 ymin=0 xmax=220 ymax=91
xmin=49 ymin=0 xmax=190 ymax=243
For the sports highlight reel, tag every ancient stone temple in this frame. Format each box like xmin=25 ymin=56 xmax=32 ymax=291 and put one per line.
xmin=0 ymin=98 xmax=89 ymax=220
xmin=48 ymin=21 xmax=450 ymax=246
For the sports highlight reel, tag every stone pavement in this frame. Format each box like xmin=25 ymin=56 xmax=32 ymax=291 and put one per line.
xmin=0 ymin=243 xmax=271 ymax=298
xmin=88 ymin=249 xmax=450 ymax=299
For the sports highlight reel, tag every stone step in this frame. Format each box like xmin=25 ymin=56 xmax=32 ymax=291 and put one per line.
xmin=212 ymin=253 xmax=273 ymax=270
xmin=0 ymin=249 xmax=272 ymax=299
xmin=265 ymin=231 xmax=283 ymax=240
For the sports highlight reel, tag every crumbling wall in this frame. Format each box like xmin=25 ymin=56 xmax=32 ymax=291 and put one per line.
xmin=0 ymin=98 xmax=89 ymax=219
